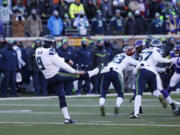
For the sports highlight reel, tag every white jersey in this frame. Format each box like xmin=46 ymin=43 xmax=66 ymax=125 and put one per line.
xmin=35 ymin=47 xmax=76 ymax=79
xmin=137 ymin=47 xmax=171 ymax=73
xmin=101 ymin=53 xmax=138 ymax=78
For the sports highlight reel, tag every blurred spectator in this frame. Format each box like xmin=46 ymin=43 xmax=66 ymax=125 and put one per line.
xmin=113 ymin=0 xmax=128 ymax=17
xmin=73 ymin=11 xmax=89 ymax=36
xmin=27 ymin=0 xmax=40 ymax=15
xmin=63 ymin=13 xmax=72 ymax=35
xmin=161 ymin=1 xmax=175 ymax=17
xmin=57 ymin=38 xmax=75 ymax=95
xmin=12 ymin=10 xmax=26 ymax=37
xmin=148 ymin=0 xmax=162 ymax=18
xmin=12 ymin=0 xmax=27 ymax=15
xmin=28 ymin=39 xmax=48 ymax=96
xmin=91 ymin=10 xmax=106 ymax=35
xmin=85 ymin=0 xmax=97 ymax=20
xmin=69 ymin=0 xmax=85 ymax=19
xmin=40 ymin=0 xmax=53 ymax=22
xmin=163 ymin=37 xmax=176 ymax=57
xmin=1 ymin=40 xmax=18 ymax=97
xmin=175 ymin=0 xmax=180 ymax=15
xmin=128 ymin=0 xmax=139 ymax=12
xmin=134 ymin=10 xmax=148 ymax=34
xmin=0 ymin=35 xmax=5 ymax=72
xmin=124 ymin=12 xmax=136 ymax=35
xmin=100 ymin=0 xmax=113 ymax=19
xmin=25 ymin=9 xmax=43 ymax=37
xmin=104 ymin=39 xmax=116 ymax=61
xmin=0 ymin=0 xmax=12 ymax=36
xmin=138 ymin=0 xmax=148 ymax=17
xmin=110 ymin=9 xmax=124 ymax=35
xmin=13 ymin=41 xmax=26 ymax=70
xmin=76 ymin=37 xmax=93 ymax=94
xmin=0 ymin=20 xmax=4 ymax=35
xmin=166 ymin=12 xmax=179 ymax=34
xmin=56 ymin=0 xmax=69 ymax=18
xmin=47 ymin=10 xmax=63 ymax=36
xmin=91 ymin=39 xmax=108 ymax=93
xmin=151 ymin=12 xmax=166 ymax=34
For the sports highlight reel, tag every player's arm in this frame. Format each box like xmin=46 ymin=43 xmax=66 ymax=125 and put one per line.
xmin=153 ymin=51 xmax=171 ymax=63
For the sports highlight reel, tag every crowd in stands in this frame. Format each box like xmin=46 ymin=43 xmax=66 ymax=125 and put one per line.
xmin=0 ymin=0 xmax=180 ymax=37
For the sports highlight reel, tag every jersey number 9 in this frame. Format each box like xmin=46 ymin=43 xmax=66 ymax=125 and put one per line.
xmin=36 ymin=57 xmax=45 ymax=70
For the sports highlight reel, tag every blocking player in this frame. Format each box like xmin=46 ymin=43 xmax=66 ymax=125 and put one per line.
xmin=166 ymin=45 xmax=180 ymax=93
xmin=35 ymin=35 xmax=102 ymax=124
xmin=130 ymin=40 xmax=180 ymax=118
xmin=99 ymin=46 xmax=138 ymax=116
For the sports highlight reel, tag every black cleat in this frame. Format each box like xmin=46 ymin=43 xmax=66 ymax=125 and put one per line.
xmin=64 ymin=119 xmax=75 ymax=124
xmin=100 ymin=106 xmax=105 ymax=116
xmin=129 ymin=114 xmax=139 ymax=119
xmin=130 ymin=107 xmax=143 ymax=115
xmin=159 ymin=95 xmax=167 ymax=108
xmin=114 ymin=107 xmax=119 ymax=115
xmin=173 ymin=108 xmax=180 ymax=116
xmin=139 ymin=106 xmax=143 ymax=114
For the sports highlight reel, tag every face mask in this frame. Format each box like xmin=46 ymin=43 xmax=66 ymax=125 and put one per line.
xmin=3 ymin=4 xmax=7 ymax=7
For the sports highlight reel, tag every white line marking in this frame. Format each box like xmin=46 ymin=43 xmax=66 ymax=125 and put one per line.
xmin=0 ymin=104 xmax=163 ymax=107
xmin=0 ymin=121 xmax=179 ymax=127
xmin=0 ymin=92 xmax=179 ymax=101
xmin=0 ymin=111 xmax=176 ymax=116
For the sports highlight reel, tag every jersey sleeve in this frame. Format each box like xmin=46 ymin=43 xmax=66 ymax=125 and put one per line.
xmin=50 ymin=53 xmax=76 ymax=74
xmin=129 ymin=57 xmax=139 ymax=66
xmin=153 ymin=50 xmax=171 ymax=63
xmin=170 ymin=57 xmax=178 ymax=64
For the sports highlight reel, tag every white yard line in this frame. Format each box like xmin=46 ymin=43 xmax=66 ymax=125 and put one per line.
xmin=0 ymin=121 xmax=179 ymax=127
xmin=0 ymin=104 xmax=163 ymax=107
xmin=0 ymin=111 xmax=177 ymax=117
xmin=0 ymin=92 xmax=179 ymax=101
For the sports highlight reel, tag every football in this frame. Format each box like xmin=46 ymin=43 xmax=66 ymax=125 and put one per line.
xmin=126 ymin=46 xmax=135 ymax=56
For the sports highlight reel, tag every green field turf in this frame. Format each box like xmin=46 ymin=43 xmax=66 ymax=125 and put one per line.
xmin=0 ymin=94 xmax=180 ymax=135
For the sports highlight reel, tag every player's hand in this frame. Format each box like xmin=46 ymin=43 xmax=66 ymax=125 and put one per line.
xmin=75 ymin=70 xmax=85 ymax=74
xmin=68 ymin=60 xmax=74 ymax=66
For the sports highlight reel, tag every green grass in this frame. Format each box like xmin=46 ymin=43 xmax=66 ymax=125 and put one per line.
xmin=0 ymin=94 xmax=180 ymax=135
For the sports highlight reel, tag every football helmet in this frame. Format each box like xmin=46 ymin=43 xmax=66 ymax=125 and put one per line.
xmin=134 ymin=40 xmax=144 ymax=54
xmin=42 ymin=35 xmax=56 ymax=48
xmin=150 ymin=39 xmax=162 ymax=48
xmin=173 ymin=45 xmax=180 ymax=57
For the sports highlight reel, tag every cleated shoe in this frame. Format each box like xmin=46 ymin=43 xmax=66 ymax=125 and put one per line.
xmin=159 ymin=95 xmax=167 ymax=108
xmin=100 ymin=106 xmax=105 ymax=116
xmin=129 ymin=114 xmax=139 ymax=119
xmin=64 ymin=119 xmax=75 ymax=124
xmin=173 ymin=108 xmax=180 ymax=116
xmin=114 ymin=107 xmax=119 ymax=115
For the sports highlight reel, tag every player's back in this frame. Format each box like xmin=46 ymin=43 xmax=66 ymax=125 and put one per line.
xmin=107 ymin=53 xmax=138 ymax=73
xmin=171 ymin=56 xmax=180 ymax=73
xmin=35 ymin=47 xmax=60 ymax=79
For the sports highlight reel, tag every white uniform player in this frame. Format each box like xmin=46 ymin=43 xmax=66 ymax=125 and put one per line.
xmin=99 ymin=47 xmax=138 ymax=116
xmin=131 ymin=41 xmax=180 ymax=118
xmin=35 ymin=35 xmax=100 ymax=124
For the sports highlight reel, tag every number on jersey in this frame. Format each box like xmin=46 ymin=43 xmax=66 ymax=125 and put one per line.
xmin=36 ymin=57 xmax=45 ymax=70
xmin=111 ymin=55 xmax=125 ymax=64
xmin=141 ymin=51 xmax=153 ymax=61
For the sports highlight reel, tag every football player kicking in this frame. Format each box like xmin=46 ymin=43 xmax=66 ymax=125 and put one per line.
xmin=35 ymin=35 xmax=102 ymax=124
xmin=130 ymin=41 xmax=180 ymax=118
xmin=99 ymin=46 xmax=138 ymax=116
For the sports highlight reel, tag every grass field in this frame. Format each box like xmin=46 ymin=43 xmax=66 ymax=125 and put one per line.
xmin=0 ymin=94 xmax=180 ymax=135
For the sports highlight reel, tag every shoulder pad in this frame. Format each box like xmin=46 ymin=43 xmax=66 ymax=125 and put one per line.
xmin=49 ymin=48 xmax=56 ymax=55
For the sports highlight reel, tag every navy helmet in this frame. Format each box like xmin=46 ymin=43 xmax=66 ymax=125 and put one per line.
xmin=134 ymin=40 xmax=144 ymax=54
xmin=150 ymin=39 xmax=162 ymax=48
xmin=173 ymin=45 xmax=180 ymax=57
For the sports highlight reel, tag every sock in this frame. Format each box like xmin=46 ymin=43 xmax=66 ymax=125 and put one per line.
xmin=165 ymin=96 xmax=173 ymax=105
xmin=134 ymin=95 xmax=141 ymax=115
xmin=170 ymin=103 xmax=176 ymax=111
xmin=116 ymin=97 xmax=123 ymax=107
xmin=87 ymin=68 xmax=99 ymax=78
xmin=61 ymin=107 xmax=71 ymax=120
xmin=99 ymin=97 xmax=105 ymax=106
xmin=161 ymin=89 xmax=169 ymax=98
xmin=153 ymin=90 xmax=161 ymax=98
